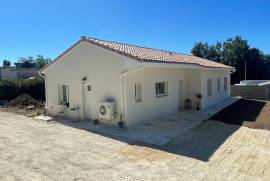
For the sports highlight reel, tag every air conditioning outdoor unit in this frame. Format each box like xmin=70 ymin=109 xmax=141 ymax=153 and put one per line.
xmin=98 ymin=102 xmax=116 ymax=121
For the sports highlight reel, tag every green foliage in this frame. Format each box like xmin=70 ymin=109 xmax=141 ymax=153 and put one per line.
xmin=17 ymin=55 xmax=51 ymax=68
xmin=2 ymin=60 xmax=11 ymax=67
xmin=18 ymin=56 xmax=35 ymax=63
xmin=0 ymin=79 xmax=45 ymax=101
xmin=35 ymin=55 xmax=51 ymax=68
xmin=191 ymin=36 xmax=270 ymax=84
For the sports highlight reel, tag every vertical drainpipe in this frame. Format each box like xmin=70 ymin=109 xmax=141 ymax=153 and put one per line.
xmin=81 ymin=77 xmax=87 ymax=120
xmin=39 ymin=71 xmax=48 ymax=111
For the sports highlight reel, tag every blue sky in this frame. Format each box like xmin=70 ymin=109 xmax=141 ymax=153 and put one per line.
xmin=0 ymin=0 xmax=269 ymax=63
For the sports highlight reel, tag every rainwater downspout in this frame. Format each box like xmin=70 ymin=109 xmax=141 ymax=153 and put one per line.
xmin=39 ymin=71 xmax=48 ymax=111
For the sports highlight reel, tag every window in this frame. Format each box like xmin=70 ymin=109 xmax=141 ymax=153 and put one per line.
xmin=58 ymin=84 xmax=69 ymax=104
xmin=217 ymin=78 xmax=220 ymax=92
xmin=224 ymin=77 xmax=228 ymax=91
xmin=155 ymin=81 xmax=168 ymax=97
xmin=87 ymin=85 xmax=91 ymax=91
xmin=207 ymin=79 xmax=212 ymax=96
xmin=135 ymin=83 xmax=142 ymax=102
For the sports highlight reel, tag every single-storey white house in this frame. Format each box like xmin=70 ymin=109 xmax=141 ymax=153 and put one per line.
xmin=40 ymin=36 xmax=234 ymax=127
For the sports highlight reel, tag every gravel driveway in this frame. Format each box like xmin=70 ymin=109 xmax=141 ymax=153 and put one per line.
xmin=1 ymin=111 xmax=270 ymax=180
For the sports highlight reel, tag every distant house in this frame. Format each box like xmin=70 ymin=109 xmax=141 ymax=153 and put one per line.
xmin=0 ymin=61 xmax=40 ymax=79
xmin=40 ymin=36 xmax=235 ymax=127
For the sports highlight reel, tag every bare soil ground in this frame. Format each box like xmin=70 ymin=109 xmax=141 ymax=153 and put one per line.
xmin=1 ymin=111 xmax=270 ymax=180
xmin=210 ymin=98 xmax=270 ymax=130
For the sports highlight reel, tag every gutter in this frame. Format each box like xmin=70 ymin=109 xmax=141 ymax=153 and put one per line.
xmin=39 ymin=71 xmax=45 ymax=78
xmin=119 ymin=66 xmax=144 ymax=125
xmin=230 ymin=69 xmax=236 ymax=74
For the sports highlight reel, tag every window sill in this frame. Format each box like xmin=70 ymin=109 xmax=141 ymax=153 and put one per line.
xmin=156 ymin=95 xmax=168 ymax=98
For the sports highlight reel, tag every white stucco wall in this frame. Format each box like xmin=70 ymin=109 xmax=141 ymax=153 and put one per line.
xmin=0 ymin=67 xmax=12 ymax=79
xmin=123 ymin=67 xmax=186 ymax=126
xmin=185 ymin=69 xmax=202 ymax=109
xmin=200 ymin=69 xmax=230 ymax=109
xmin=43 ymin=40 xmax=232 ymax=127
xmin=44 ymin=42 xmax=133 ymax=122
xmin=11 ymin=69 xmax=39 ymax=79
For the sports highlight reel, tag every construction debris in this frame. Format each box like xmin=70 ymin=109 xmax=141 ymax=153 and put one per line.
xmin=3 ymin=94 xmax=44 ymax=117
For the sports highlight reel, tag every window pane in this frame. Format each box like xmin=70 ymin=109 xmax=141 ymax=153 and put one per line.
xmin=62 ymin=85 xmax=67 ymax=102
xmin=58 ymin=84 xmax=63 ymax=104
xmin=159 ymin=83 xmax=165 ymax=94
xmin=217 ymin=78 xmax=220 ymax=91
xmin=135 ymin=84 xmax=137 ymax=99
xmin=156 ymin=83 xmax=159 ymax=96
xmin=155 ymin=82 xmax=167 ymax=97
xmin=135 ymin=83 xmax=142 ymax=102
xmin=87 ymin=85 xmax=91 ymax=91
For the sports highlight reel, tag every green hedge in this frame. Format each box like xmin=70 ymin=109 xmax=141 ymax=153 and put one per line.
xmin=0 ymin=78 xmax=45 ymax=101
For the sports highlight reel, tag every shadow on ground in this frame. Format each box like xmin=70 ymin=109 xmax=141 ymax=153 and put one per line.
xmin=210 ymin=98 xmax=269 ymax=129
xmin=51 ymin=116 xmax=242 ymax=162
xmin=164 ymin=121 xmax=240 ymax=161
xmin=49 ymin=98 xmax=270 ymax=162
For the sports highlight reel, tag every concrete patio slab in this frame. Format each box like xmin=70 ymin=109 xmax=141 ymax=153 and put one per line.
xmin=35 ymin=97 xmax=240 ymax=146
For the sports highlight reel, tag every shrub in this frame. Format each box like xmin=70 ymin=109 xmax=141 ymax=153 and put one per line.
xmin=0 ymin=78 xmax=45 ymax=101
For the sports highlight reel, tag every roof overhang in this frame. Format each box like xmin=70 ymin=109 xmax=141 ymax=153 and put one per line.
xmin=41 ymin=36 xmax=235 ymax=74
xmin=142 ymin=62 xmax=235 ymax=72
xmin=40 ymin=39 xmax=83 ymax=74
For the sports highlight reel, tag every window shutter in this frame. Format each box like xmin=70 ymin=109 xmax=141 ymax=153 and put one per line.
xmin=207 ymin=79 xmax=212 ymax=96
xmin=165 ymin=81 xmax=168 ymax=95
xmin=217 ymin=78 xmax=220 ymax=91
xmin=135 ymin=84 xmax=137 ymax=99
xmin=57 ymin=84 xmax=63 ymax=104
xmin=224 ymin=77 xmax=228 ymax=91
xmin=155 ymin=83 xmax=158 ymax=96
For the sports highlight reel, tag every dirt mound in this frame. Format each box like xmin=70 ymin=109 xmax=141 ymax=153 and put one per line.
xmin=7 ymin=94 xmax=44 ymax=109
xmin=210 ymin=98 xmax=270 ymax=130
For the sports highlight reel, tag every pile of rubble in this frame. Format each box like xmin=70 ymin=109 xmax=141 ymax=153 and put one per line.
xmin=2 ymin=94 xmax=45 ymax=117
xmin=7 ymin=94 xmax=44 ymax=108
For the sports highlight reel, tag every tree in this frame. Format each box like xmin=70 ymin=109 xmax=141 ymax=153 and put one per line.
xmin=21 ymin=61 xmax=33 ymax=68
xmin=191 ymin=36 xmax=270 ymax=84
xmin=191 ymin=42 xmax=209 ymax=58
xmin=35 ymin=55 xmax=51 ymax=68
xmin=16 ymin=55 xmax=51 ymax=68
xmin=2 ymin=60 xmax=11 ymax=67
xmin=191 ymin=42 xmax=222 ymax=62
xmin=18 ymin=56 xmax=35 ymax=63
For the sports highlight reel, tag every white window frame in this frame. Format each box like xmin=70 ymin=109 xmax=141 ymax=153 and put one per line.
xmin=224 ymin=77 xmax=228 ymax=92
xmin=135 ymin=83 xmax=142 ymax=102
xmin=207 ymin=79 xmax=212 ymax=96
xmin=58 ymin=84 xmax=70 ymax=104
xmin=155 ymin=81 xmax=168 ymax=97
xmin=217 ymin=78 xmax=220 ymax=92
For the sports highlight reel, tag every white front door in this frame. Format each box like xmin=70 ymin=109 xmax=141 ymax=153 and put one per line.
xmin=178 ymin=80 xmax=184 ymax=110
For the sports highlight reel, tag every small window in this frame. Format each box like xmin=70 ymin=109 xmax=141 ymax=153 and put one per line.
xmin=224 ymin=77 xmax=228 ymax=91
xmin=207 ymin=79 xmax=212 ymax=96
xmin=155 ymin=81 xmax=168 ymax=97
xmin=217 ymin=78 xmax=220 ymax=92
xmin=135 ymin=83 xmax=142 ymax=102
xmin=58 ymin=84 xmax=69 ymax=104
xmin=87 ymin=85 xmax=91 ymax=91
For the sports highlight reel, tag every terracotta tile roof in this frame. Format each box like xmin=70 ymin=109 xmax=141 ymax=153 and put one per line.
xmin=84 ymin=37 xmax=233 ymax=69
